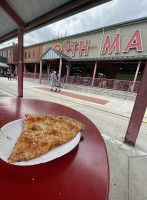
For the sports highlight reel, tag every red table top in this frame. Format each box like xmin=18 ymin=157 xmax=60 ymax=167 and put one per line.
xmin=0 ymin=97 xmax=109 ymax=200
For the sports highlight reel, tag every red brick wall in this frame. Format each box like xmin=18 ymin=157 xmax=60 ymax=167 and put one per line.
xmin=24 ymin=44 xmax=43 ymax=62
xmin=0 ymin=43 xmax=43 ymax=64
xmin=0 ymin=46 xmax=16 ymax=63
xmin=13 ymin=44 xmax=18 ymax=62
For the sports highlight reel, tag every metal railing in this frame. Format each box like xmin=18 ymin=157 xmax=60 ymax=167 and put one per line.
xmin=23 ymin=73 xmax=140 ymax=93
xmin=63 ymin=75 xmax=140 ymax=92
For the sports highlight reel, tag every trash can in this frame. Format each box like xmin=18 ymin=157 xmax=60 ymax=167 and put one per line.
xmin=83 ymin=78 xmax=88 ymax=86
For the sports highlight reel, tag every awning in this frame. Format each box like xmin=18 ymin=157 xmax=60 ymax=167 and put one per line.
xmin=40 ymin=47 xmax=72 ymax=61
xmin=0 ymin=62 xmax=9 ymax=68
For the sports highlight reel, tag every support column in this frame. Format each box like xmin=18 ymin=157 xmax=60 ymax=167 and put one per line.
xmin=10 ymin=64 xmax=13 ymax=72
xmin=18 ymin=26 xmax=24 ymax=97
xmin=125 ymin=60 xmax=147 ymax=145
xmin=66 ymin=64 xmax=70 ymax=83
xmin=92 ymin=61 xmax=97 ymax=87
xmin=48 ymin=63 xmax=51 ymax=76
xmin=58 ymin=58 xmax=62 ymax=82
xmin=34 ymin=63 xmax=37 ymax=78
xmin=15 ymin=64 xmax=18 ymax=75
xmin=24 ymin=64 xmax=26 ymax=73
xmin=131 ymin=60 xmax=141 ymax=92
xmin=47 ymin=63 xmax=51 ymax=81
xmin=39 ymin=60 xmax=42 ymax=84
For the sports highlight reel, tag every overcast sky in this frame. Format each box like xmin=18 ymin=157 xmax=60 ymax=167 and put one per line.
xmin=0 ymin=0 xmax=147 ymax=48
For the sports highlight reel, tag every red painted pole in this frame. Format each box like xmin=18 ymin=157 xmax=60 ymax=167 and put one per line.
xmin=34 ymin=63 xmax=37 ymax=78
xmin=15 ymin=64 xmax=18 ymax=75
xmin=92 ymin=61 xmax=97 ymax=87
xmin=18 ymin=26 xmax=24 ymax=97
xmin=125 ymin=60 xmax=147 ymax=145
xmin=66 ymin=64 xmax=69 ymax=83
xmin=48 ymin=63 xmax=51 ymax=76
xmin=131 ymin=60 xmax=141 ymax=92
xmin=58 ymin=58 xmax=62 ymax=82
xmin=24 ymin=64 xmax=26 ymax=73
xmin=39 ymin=60 xmax=42 ymax=84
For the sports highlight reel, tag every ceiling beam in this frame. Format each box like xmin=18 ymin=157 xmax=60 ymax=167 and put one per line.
xmin=0 ymin=0 xmax=111 ymax=43
xmin=26 ymin=0 xmax=110 ymax=32
xmin=0 ymin=0 xmax=26 ymax=27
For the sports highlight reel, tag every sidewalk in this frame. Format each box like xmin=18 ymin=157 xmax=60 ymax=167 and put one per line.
xmin=32 ymin=81 xmax=136 ymax=116
xmin=35 ymin=87 xmax=110 ymax=105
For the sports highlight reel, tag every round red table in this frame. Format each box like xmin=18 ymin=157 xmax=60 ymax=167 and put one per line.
xmin=0 ymin=97 xmax=109 ymax=200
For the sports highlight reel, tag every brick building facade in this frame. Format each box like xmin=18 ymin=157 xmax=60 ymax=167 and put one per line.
xmin=0 ymin=17 xmax=147 ymax=82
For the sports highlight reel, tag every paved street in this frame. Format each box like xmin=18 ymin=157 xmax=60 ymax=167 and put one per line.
xmin=0 ymin=77 xmax=147 ymax=200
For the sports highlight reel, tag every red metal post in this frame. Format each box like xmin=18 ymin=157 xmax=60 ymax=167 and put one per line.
xmin=15 ymin=64 xmax=18 ymax=75
xmin=125 ymin=60 xmax=147 ymax=145
xmin=34 ymin=63 xmax=37 ymax=78
xmin=66 ymin=64 xmax=70 ymax=83
xmin=39 ymin=60 xmax=42 ymax=84
xmin=92 ymin=61 xmax=97 ymax=87
xmin=48 ymin=63 xmax=51 ymax=76
xmin=18 ymin=26 xmax=24 ymax=97
xmin=24 ymin=64 xmax=26 ymax=73
xmin=131 ymin=60 xmax=141 ymax=92
xmin=58 ymin=58 xmax=62 ymax=82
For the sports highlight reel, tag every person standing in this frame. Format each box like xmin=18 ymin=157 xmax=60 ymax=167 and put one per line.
xmin=50 ymin=71 xmax=57 ymax=91
xmin=13 ymin=70 xmax=17 ymax=80
xmin=7 ymin=69 xmax=11 ymax=81
xmin=102 ymin=74 xmax=107 ymax=88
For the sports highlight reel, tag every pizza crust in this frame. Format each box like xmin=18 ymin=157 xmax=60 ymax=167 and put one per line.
xmin=8 ymin=114 xmax=85 ymax=163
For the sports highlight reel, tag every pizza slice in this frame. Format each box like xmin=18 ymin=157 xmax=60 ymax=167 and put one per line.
xmin=8 ymin=114 xmax=85 ymax=163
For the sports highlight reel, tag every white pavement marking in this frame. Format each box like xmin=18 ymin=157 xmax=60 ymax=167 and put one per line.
xmin=102 ymin=134 xmax=147 ymax=158
xmin=143 ymin=112 xmax=147 ymax=125
xmin=65 ymin=101 xmax=83 ymax=106
xmin=0 ymin=90 xmax=14 ymax=97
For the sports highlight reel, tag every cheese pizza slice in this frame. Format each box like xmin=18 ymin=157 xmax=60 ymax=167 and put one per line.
xmin=8 ymin=114 xmax=85 ymax=163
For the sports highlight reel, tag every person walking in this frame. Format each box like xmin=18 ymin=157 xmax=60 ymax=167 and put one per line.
xmin=7 ymin=69 xmax=11 ymax=81
xmin=50 ymin=71 xmax=57 ymax=91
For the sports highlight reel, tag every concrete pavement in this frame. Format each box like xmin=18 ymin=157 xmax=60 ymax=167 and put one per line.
xmin=0 ymin=77 xmax=147 ymax=200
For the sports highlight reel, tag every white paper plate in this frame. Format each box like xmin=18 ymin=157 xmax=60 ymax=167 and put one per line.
xmin=0 ymin=119 xmax=81 ymax=166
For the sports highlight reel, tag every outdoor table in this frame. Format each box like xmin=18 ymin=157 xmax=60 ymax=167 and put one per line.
xmin=0 ymin=97 xmax=109 ymax=200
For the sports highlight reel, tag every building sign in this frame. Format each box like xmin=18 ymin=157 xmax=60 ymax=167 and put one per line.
xmin=43 ymin=18 xmax=147 ymax=60
xmin=51 ymin=30 xmax=143 ymax=58
xmin=123 ymin=30 xmax=143 ymax=53
xmin=101 ymin=30 xmax=143 ymax=55
xmin=54 ymin=40 xmax=90 ymax=57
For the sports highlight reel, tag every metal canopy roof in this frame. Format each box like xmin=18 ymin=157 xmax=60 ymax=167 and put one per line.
xmin=0 ymin=62 xmax=9 ymax=68
xmin=0 ymin=0 xmax=111 ymax=43
xmin=0 ymin=56 xmax=9 ymax=67
xmin=41 ymin=47 xmax=72 ymax=61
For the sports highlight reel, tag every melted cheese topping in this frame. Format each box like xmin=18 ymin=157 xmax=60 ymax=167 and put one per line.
xmin=8 ymin=114 xmax=85 ymax=163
